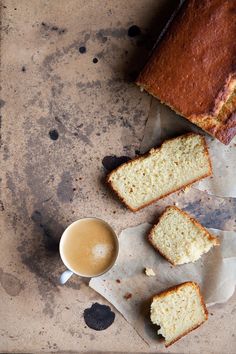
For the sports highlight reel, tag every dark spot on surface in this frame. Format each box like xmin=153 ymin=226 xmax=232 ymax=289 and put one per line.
xmin=135 ymin=150 xmax=140 ymax=155
xmin=79 ymin=46 xmax=86 ymax=54
xmin=128 ymin=25 xmax=141 ymax=37
xmin=0 ymin=99 xmax=6 ymax=108
xmin=83 ymin=303 xmax=115 ymax=331
xmin=0 ymin=268 xmax=24 ymax=296
xmin=93 ymin=57 xmax=98 ymax=64
xmin=41 ymin=22 xmax=66 ymax=35
xmin=57 ymin=171 xmax=74 ymax=203
xmin=0 ymin=200 xmax=4 ymax=211
xmin=49 ymin=129 xmax=59 ymax=140
xmin=116 ymin=279 xmax=121 ymax=283
xmin=124 ymin=292 xmax=132 ymax=300
xmin=102 ymin=155 xmax=131 ymax=171
xmin=21 ymin=66 xmax=26 ymax=72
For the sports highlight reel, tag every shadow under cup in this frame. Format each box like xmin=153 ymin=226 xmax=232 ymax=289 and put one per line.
xmin=59 ymin=218 xmax=119 ymax=279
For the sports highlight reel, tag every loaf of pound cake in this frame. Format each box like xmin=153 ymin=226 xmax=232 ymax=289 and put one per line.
xmin=107 ymin=133 xmax=212 ymax=211
xmin=136 ymin=0 xmax=236 ymax=145
xmin=151 ymin=282 xmax=208 ymax=347
xmin=149 ymin=206 xmax=219 ymax=265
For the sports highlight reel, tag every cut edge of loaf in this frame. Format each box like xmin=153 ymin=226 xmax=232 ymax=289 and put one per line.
xmin=148 ymin=206 xmax=220 ymax=266
xmin=136 ymin=80 xmax=236 ymax=145
xmin=152 ymin=281 xmax=208 ymax=347
xmin=106 ymin=133 xmax=212 ymax=212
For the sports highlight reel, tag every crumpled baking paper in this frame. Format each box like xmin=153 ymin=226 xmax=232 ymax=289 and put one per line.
xmin=140 ymin=98 xmax=236 ymax=198
xmin=90 ymin=223 xmax=236 ymax=345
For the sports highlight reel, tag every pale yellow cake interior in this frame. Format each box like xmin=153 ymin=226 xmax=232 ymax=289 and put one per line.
xmin=150 ymin=207 xmax=218 ymax=265
xmin=151 ymin=283 xmax=207 ymax=346
xmin=108 ymin=135 xmax=210 ymax=210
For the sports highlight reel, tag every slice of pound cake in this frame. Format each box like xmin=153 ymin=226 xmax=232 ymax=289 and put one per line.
xmin=107 ymin=133 xmax=212 ymax=211
xmin=151 ymin=282 xmax=208 ymax=347
xmin=149 ymin=206 xmax=219 ymax=265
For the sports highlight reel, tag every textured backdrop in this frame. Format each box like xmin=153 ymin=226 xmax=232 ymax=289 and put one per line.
xmin=1 ymin=0 xmax=236 ymax=353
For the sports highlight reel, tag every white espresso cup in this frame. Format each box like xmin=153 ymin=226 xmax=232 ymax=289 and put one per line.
xmin=59 ymin=217 xmax=119 ymax=284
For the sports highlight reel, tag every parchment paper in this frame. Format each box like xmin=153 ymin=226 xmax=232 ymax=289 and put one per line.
xmin=140 ymin=98 xmax=236 ymax=198
xmin=90 ymin=223 xmax=236 ymax=345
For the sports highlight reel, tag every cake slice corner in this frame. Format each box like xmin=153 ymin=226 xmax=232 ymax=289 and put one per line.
xmin=148 ymin=205 xmax=219 ymax=265
xmin=151 ymin=281 xmax=208 ymax=347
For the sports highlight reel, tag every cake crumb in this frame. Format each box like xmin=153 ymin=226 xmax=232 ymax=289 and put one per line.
xmin=124 ymin=292 xmax=132 ymax=300
xmin=145 ymin=267 xmax=155 ymax=276
xmin=183 ymin=186 xmax=191 ymax=193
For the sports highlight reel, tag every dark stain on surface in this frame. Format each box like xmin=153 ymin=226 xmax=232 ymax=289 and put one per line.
xmin=96 ymin=32 xmax=108 ymax=43
xmin=0 ymin=99 xmax=6 ymax=108
xmin=0 ymin=200 xmax=4 ymax=211
xmin=41 ymin=22 xmax=66 ymax=35
xmin=31 ymin=210 xmax=60 ymax=252
xmin=57 ymin=171 xmax=74 ymax=203
xmin=79 ymin=46 xmax=86 ymax=54
xmin=124 ymin=292 xmax=132 ymax=300
xmin=83 ymin=303 xmax=115 ymax=330
xmin=76 ymin=80 xmax=102 ymax=91
xmin=3 ymin=145 xmax=10 ymax=160
xmin=21 ymin=66 xmax=26 ymax=72
xmin=128 ymin=25 xmax=141 ymax=37
xmin=184 ymin=200 xmax=234 ymax=230
xmin=49 ymin=129 xmax=59 ymax=140
xmin=41 ymin=27 xmax=125 ymax=78
xmin=51 ymin=83 xmax=64 ymax=96
xmin=0 ymin=268 xmax=24 ymax=296
xmin=93 ymin=57 xmax=98 ymax=64
xmin=96 ymin=28 xmax=127 ymax=39
xmin=18 ymin=209 xmax=66 ymax=316
xmin=102 ymin=155 xmax=131 ymax=171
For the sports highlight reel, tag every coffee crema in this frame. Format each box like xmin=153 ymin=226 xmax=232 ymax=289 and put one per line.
xmin=60 ymin=218 xmax=118 ymax=277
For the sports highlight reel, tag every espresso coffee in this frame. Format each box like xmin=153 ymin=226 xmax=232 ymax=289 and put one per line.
xmin=60 ymin=218 xmax=118 ymax=277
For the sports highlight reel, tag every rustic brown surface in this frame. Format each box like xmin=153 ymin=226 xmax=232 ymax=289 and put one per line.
xmin=0 ymin=1 xmax=236 ymax=353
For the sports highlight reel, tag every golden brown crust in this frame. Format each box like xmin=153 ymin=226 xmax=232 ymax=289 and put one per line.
xmin=152 ymin=281 xmax=208 ymax=347
xmin=136 ymin=0 xmax=236 ymax=145
xmin=148 ymin=206 xmax=219 ymax=265
xmin=107 ymin=133 xmax=212 ymax=212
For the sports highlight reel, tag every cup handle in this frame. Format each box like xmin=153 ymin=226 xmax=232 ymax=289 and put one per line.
xmin=59 ymin=269 xmax=73 ymax=285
